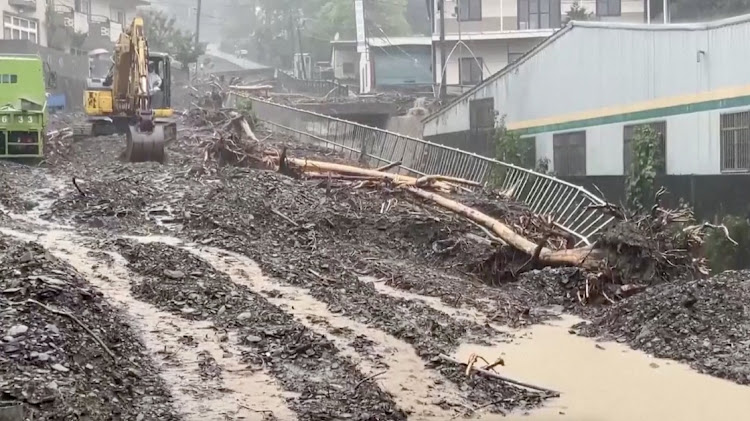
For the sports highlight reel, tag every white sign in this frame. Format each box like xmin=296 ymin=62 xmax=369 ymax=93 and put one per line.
xmin=355 ymin=0 xmax=366 ymax=53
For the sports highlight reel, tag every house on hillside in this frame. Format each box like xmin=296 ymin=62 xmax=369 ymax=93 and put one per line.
xmin=429 ymin=0 xmax=645 ymax=93
xmin=1 ymin=0 xmax=145 ymax=51
xmin=422 ymin=15 xmax=750 ymax=217
xmin=331 ymin=37 xmax=433 ymax=90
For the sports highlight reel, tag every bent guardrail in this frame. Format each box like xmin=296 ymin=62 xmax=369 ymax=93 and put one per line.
xmin=228 ymin=93 xmax=614 ymax=245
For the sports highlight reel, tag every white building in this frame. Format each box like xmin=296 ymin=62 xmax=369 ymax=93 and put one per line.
xmin=1 ymin=0 xmax=145 ymax=50
xmin=422 ymin=15 xmax=750 ymax=216
xmin=1 ymin=0 xmax=47 ymax=45
xmin=432 ymin=0 xmax=645 ymax=93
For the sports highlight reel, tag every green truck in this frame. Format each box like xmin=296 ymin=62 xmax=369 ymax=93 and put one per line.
xmin=0 ymin=54 xmax=47 ymax=158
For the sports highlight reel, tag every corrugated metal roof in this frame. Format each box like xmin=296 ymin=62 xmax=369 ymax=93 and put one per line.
xmin=423 ymin=13 xmax=750 ymax=124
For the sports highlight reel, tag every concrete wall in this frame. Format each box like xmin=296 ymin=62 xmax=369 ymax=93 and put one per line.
xmin=435 ymin=37 xmax=542 ymax=85
xmin=566 ymin=174 xmax=750 ymax=221
xmin=373 ymin=45 xmax=432 ymax=86
xmin=332 ymin=45 xmax=358 ymax=80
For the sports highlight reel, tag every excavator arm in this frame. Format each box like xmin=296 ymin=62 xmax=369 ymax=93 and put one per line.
xmin=113 ymin=17 xmax=154 ymax=131
xmin=109 ymin=16 xmax=166 ymax=163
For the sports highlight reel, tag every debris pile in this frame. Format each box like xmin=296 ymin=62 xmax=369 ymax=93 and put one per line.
xmin=575 ymin=270 xmax=750 ymax=385
xmin=0 ymin=236 xmax=178 ymax=419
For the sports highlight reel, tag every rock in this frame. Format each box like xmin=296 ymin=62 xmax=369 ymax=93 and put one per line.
xmin=4 ymin=344 xmax=20 ymax=353
xmin=163 ymin=269 xmax=185 ymax=280
xmin=237 ymin=312 xmax=253 ymax=321
xmin=51 ymin=363 xmax=69 ymax=372
xmin=245 ymin=335 xmax=262 ymax=343
xmin=7 ymin=324 xmax=29 ymax=337
xmin=45 ymin=324 xmax=60 ymax=335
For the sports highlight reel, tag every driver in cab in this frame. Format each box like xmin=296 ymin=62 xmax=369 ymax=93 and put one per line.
xmin=148 ymin=62 xmax=162 ymax=93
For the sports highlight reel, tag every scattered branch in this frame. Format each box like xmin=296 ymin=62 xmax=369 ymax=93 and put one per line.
xmin=25 ymin=299 xmax=116 ymax=360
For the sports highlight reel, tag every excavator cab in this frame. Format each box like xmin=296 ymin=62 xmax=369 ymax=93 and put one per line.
xmin=124 ymin=52 xmax=176 ymax=163
xmin=77 ymin=18 xmax=177 ymax=164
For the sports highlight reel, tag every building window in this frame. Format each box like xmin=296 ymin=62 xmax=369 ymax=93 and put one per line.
xmin=596 ymin=0 xmax=622 ymax=17
xmin=2 ymin=14 xmax=38 ymax=44
xmin=518 ymin=0 xmax=561 ymax=29
xmin=623 ymin=121 xmax=666 ymax=175
xmin=469 ymin=98 xmax=494 ymax=130
xmin=0 ymin=74 xmax=18 ymax=84
xmin=720 ymin=111 xmax=750 ymax=172
xmin=342 ymin=62 xmax=355 ymax=74
xmin=508 ymin=52 xmax=524 ymax=64
xmin=458 ymin=0 xmax=482 ymax=21
xmin=553 ymin=131 xmax=586 ymax=176
xmin=75 ymin=0 xmax=90 ymax=14
xmin=111 ymin=8 xmax=125 ymax=25
xmin=459 ymin=57 xmax=483 ymax=85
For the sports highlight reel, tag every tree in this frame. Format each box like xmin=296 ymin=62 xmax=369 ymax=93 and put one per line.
xmin=625 ymin=125 xmax=663 ymax=210
xmin=140 ymin=9 xmax=206 ymax=72
xmin=226 ymin=0 xmax=412 ymax=67
xmin=565 ymin=1 xmax=594 ymax=23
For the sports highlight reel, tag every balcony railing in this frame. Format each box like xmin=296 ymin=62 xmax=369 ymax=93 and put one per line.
xmin=88 ymin=14 xmax=122 ymax=42
xmin=8 ymin=0 xmax=36 ymax=11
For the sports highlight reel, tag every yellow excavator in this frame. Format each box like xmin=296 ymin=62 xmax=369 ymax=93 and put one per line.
xmin=76 ymin=16 xmax=176 ymax=163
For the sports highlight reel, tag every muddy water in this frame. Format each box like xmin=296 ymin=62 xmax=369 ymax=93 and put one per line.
xmin=1 ymin=228 xmax=297 ymax=421
xmin=372 ymin=281 xmax=750 ymax=421
xmin=7 ymin=181 xmax=750 ymax=421
xmin=179 ymin=243 xmax=473 ymax=420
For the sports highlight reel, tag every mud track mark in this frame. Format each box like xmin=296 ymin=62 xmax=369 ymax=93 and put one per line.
xmin=185 ymin=244 xmax=472 ymax=419
xmin=5 ymin=229 xmax=296 ymax=421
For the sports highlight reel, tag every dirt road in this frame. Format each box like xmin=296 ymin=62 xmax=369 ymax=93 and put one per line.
xmin=2 ymin=125 xmax=750 ymax=420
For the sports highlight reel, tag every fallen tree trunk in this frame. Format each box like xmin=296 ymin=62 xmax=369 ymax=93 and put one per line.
xmin=287 ymin=158 xmax=604 ymax=270
xmin=286 ymin=158 xmax=454 ymax=192
xmin=416 ymin=175 xmax=482 ymax=188
xmin=405 ymin=186 xmax=603 ymax=269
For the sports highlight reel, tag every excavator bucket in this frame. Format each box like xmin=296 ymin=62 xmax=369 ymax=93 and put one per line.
xmin=125 ymin=124 xmax=166 ymax=163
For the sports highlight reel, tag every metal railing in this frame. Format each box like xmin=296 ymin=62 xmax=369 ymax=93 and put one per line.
xmin=230 ymin=93 xmax=614 ymax=245
xmin=276 ymin=71 xmax=349 ymax=98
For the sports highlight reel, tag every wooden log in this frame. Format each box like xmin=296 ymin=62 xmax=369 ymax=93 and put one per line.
xmin=286 ymin=158 xmax=454 ymax=192
xmin=416 ymin=174 xmax=482 ymax=188
xmin=405 ymin=186 xmax=602 ymax=269
xmin=376 ymin=161 xmax=402 ymax=172
xmin=306 ymin=173 xmax=388 ymax=182
xmin=438 ymin=354 xmax=560 ymax=397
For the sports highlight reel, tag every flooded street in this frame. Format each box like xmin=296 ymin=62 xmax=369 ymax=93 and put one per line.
xmin=6 ymin=213 xmax=750 ymax=420
xmin=2 ymin=127 xmax=750 ymax=420
xmin=461 ymin=316 xmax=750 ymax=421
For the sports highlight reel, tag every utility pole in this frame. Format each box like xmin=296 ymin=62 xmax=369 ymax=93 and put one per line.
xmin=195 ymin=0 xmax=202 ymax=44
xmin=296 ymin=22 xmax=308 ymax=80
xmin=439 ymin=0 xmax=447 ymax=100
